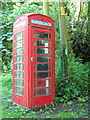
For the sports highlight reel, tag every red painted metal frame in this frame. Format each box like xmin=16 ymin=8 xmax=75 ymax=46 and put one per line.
xmin=13 ymin=14 xmax=55 ymax=108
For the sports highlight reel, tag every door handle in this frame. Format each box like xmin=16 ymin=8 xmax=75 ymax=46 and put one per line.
xmin=31 ymin=57 xmax=33 ymax=61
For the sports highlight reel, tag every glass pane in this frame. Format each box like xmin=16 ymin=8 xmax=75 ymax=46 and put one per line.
xmin=37 ymin=80 xmax=49 ymax=87
xmin=14 ymin=87 xmax=24 ymax=96
xmin=15 ymin=72 xmax=24 ymax=79
xmin=49 ymin=49 xmax=51 ymax=55
xmin=50 ymin=88 xmax=51 ymax=94
xmin=14 ymin=64 xmax=24 ymax=71
xmin=22 ymin=89 xmax=24 ymax=96
xmin=15 ymin=48 xmax=24 ymax=55
xmin=34 ymin=64 xmax=36 ymax=71
xmin=34 ymin=72 xmax=36 ymax=79
xmin=16 ymin=32 xmax=22 ymax=40
xmin=15 ymin=87 xmax=22 ymax=95
xmin=37 ymin=88 xmax=49 ymax=96
xmin=46 ymin=80 xmax=49 ymax=87
xmin=46 ymin=88 xmax=49 ymax=95
xmin=37 ymin=89 xmax=46 ymax=96
xmin=22 ymin=72 xmax=24 ymax=79
xmin=49 ymin=64 xmax=51 ymax=70
xmin=37 ymin=40 xmax=48 ymax=47
xmin=50 ymin=72 xmax=51 ymax=79
xmin=37 ymin=72 xmax=48 ymax=79
xmin=37 ymin=48 xmax=48 ymax=55
xmin=37 ymin=31 xmax=48 ymax=39
xmin=37 ymin=64 xmax=48 ymax=71
xmin=37 ymin=56 xmax=48 ymax=63
xmin=34 ymin=81 xmax=36 ymax=87
xmin=15 ymin=80 xmax=23 ymax=87
xmin=15 ymin=40 xmax=23 ymax=48
xmin=15 ymin=56 xmax=24 ymax=63
xmin=50 ymin=80 xmax=51 ymax=87
xmin=49 ymin=33 xmax=51 ymax=39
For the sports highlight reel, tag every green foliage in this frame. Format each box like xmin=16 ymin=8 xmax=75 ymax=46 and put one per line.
xmin=68 ymin=54 xmax=88 ymax=96
xmin=78 ymin=97 xmax=85 ymax=103
xmin=67 ymin=101 xmax=72 ymax=105
xmin=1 ymin=74 xmax=12 ymax=89
xmin=66 ymin=2 xmax=89 ymax=63
xmin=1 ymin=2 xmax=43 ymax=73
xmin=55 ymin=53 xmax=88 ymax=103
xmin=1 ymin=2 xmax=15 ymax=73
xmin=54 ymin=112 xmax=76 ymax=118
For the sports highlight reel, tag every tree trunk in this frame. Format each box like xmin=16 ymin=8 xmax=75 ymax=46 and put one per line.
xmin=78 ymin=0 xmax=83 ymax=21
xmin=43 ymin=0 xmax=49 ymax=16
xmin=58 ymin=1 xmax=68 ymax=77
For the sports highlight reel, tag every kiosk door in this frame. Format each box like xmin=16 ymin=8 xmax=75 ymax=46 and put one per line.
xmin=31 ymin=27 xmax=54 ymax=105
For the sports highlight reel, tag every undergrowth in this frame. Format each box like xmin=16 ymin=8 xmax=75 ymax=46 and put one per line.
xmin=55 ymin=53 xmax=89 ymax=103
xmin=1 ymin=54 xmax=89 ymax=118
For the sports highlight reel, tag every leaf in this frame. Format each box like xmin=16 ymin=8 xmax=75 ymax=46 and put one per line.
xmin=67 ymin=101 xmax=72 ymax=105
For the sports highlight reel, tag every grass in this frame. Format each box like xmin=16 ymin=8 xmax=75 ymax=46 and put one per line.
xmin=1 ymin=74 xmax=88 ymax=119
xmin=52 ymin=112 xmax=76 ymax=118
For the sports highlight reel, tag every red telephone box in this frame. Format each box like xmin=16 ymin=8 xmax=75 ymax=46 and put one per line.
xmin=13 ymin=14 xmax=55 ymax=108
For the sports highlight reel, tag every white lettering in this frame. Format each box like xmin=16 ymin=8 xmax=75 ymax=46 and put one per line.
xmin=31 ymin=19 xmax=51 ymax=27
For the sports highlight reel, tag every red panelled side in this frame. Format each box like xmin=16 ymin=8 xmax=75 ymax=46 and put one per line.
xmin=13 ymin=15 xmax=28 ymax=107
xmin=13 ymin=14 xmax=55 ymax=108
